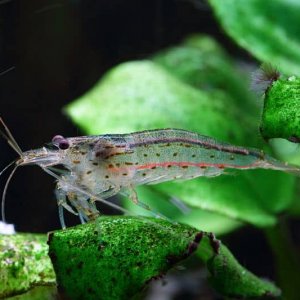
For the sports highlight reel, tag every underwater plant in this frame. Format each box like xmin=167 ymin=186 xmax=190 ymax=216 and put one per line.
xmin=1 ymin=0 xmax=300 ymax=299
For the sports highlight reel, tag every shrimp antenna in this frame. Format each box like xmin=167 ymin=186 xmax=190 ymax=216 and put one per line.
xmin=1 ymin=165 xmax=18 ymax=222
xmin=0 ymin=117 xmax=23 ymax=156
xmin=0 ymin=159 xmax=16 ymax=177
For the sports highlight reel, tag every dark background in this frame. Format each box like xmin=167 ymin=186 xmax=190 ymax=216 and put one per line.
xmin=1 ymin=1 xmax=296 ymax=296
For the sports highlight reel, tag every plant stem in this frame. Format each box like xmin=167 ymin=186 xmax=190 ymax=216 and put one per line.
xmin=264 ymin=219 xmax=300 ymax=300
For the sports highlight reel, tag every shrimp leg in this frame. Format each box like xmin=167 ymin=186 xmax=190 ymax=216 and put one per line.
xmin=55 ymin=187 xmax=78 ymax=229
xmin=121 ymin=185 xmax=174 ymax=222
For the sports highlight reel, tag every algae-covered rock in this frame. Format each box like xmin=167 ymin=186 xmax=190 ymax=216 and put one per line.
xmin=0 ymin=233 xmax=56 ymax=298
xmin=260 ymin=75 xmax=300 ymax=142
xmin=48 ymin=216 xmax=280 ymax=300
xmin=48 ymin=216 xmax=201 ymax=300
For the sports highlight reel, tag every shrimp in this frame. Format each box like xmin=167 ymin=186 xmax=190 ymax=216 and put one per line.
xmin=1 ymin=118 xmax=299 ymax=228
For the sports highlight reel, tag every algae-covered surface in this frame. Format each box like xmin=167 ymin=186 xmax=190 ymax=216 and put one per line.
xmin=0 ymin=216 xmax=281 ymax=299
xmin=0 ymin=233 xmax=56 ymax=299
xmin=48 ymin=216 xmax=201 ymax=300
xmin=48 ymin=216 xmax=280 ymax=300
xmin=261 ymin=76 xmax=300 ymax=142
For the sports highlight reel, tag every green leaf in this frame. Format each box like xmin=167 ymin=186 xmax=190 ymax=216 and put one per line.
xmin=153 ymin=34 xmax=258 ymax=115
xmin=65 ymin=58 xmax=295 ymax=229
xmin=0 ymin=233 xmax=56 ymax=298
xmin=124 ymin=185 xmax=243 ymax=236
xmin=65 ymin=60 xmax=251 ymax=142
xmin=206 ymin=244 xmax=280 ymax=298
xmin=208 ymin=0 xmax=300 ymax=75
xmin=48 ymin=216 xmax=281 ymax=299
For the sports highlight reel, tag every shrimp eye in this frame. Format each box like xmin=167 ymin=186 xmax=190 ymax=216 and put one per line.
xmin=52 ymin=135 xmax=69 ymax=150
xmin=58 ymin=140 xmax=70 ymax=150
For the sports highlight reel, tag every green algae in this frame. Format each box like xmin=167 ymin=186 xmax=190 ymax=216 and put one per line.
xmin=261 ymin=76 xmax=300 ymax=142
xmin=0 ymin=233 xmax=56 ymax=298
xmin=48 ymin=216 xmax=280 ymax=300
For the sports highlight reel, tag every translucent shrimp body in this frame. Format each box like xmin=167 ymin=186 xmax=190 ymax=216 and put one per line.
xmin=2 ymin=127 xmax=300 ymax=228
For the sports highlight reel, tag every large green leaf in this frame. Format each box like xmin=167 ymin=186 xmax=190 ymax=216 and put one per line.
xmin=209 ymin=0 xmax=300 ymax=75
xmin=65 ymin=41 xmax=295 ymax=230
xmin=48 ymin=216 xmax=281 ymax=300
xmin=153 ymin=34 xmax=258 ymax=115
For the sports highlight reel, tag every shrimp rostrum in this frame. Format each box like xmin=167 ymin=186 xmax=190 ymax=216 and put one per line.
xmin=1 ymin=118 xmax=300 ymax=228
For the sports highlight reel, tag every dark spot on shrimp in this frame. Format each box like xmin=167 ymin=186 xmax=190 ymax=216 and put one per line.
xmin=173 ymin=152 xmax=178 ymax=157
xmin=125 ymin=162 xmax=133 ymax=165
xmin=86 ymin=170 xmax=92 ymax=175
xmin=80 ymin=151 xmax=87 ymax=155
xmin=258 ymin=150 xmax=265 ymax=160
xmin=230 ymin=155 xmax=235 ymax=160
xmin=116 ymin=163 xmax=121 ymax=167
xmin=192 ymin=154 xmax=196 ymax=158
xmin=105 ymin=145 xmax=114 ymax=149
xmin=167 ymin=165 xmax=172 ymax=168
xmin=151 ymin=166 xmax=156 ymax=170
xmin=122 ymin=173 xmax=128 ymax=176
xmin=210 ymin=154 xmax=215 ymax=158
xmin=159 ymin=142 xmax=171 ymax=148
xmin=108 ymin=164 xmax=114 ymax=168
xmin=73 ymin=160 xmax=81 ymax=164
xmin=156 ymin=153 xmax=160 ymax=157
xmin=92 ymin=162 xmax=98 ymax=166
xmin=181 ymin=165 xmax=188 ymax=169
xmin=219 ymin=165 xmax=225 ymax=169
xmin=144 ymin=153 xmax=148 ymax=157
xmin=105 ymin=175 xmax=110 ymax=179
xmin=184 ymin=144 xmax=191 ymax=148
xmin=135 ymin=162 xmax=139 ymax=165
xmin=179 ymin=143 xmax=183 ymax=146
xmin=200 ymin=166 xmax=207 ymax=169
xmin=142 ymin=173 xmax=146 ymax=176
